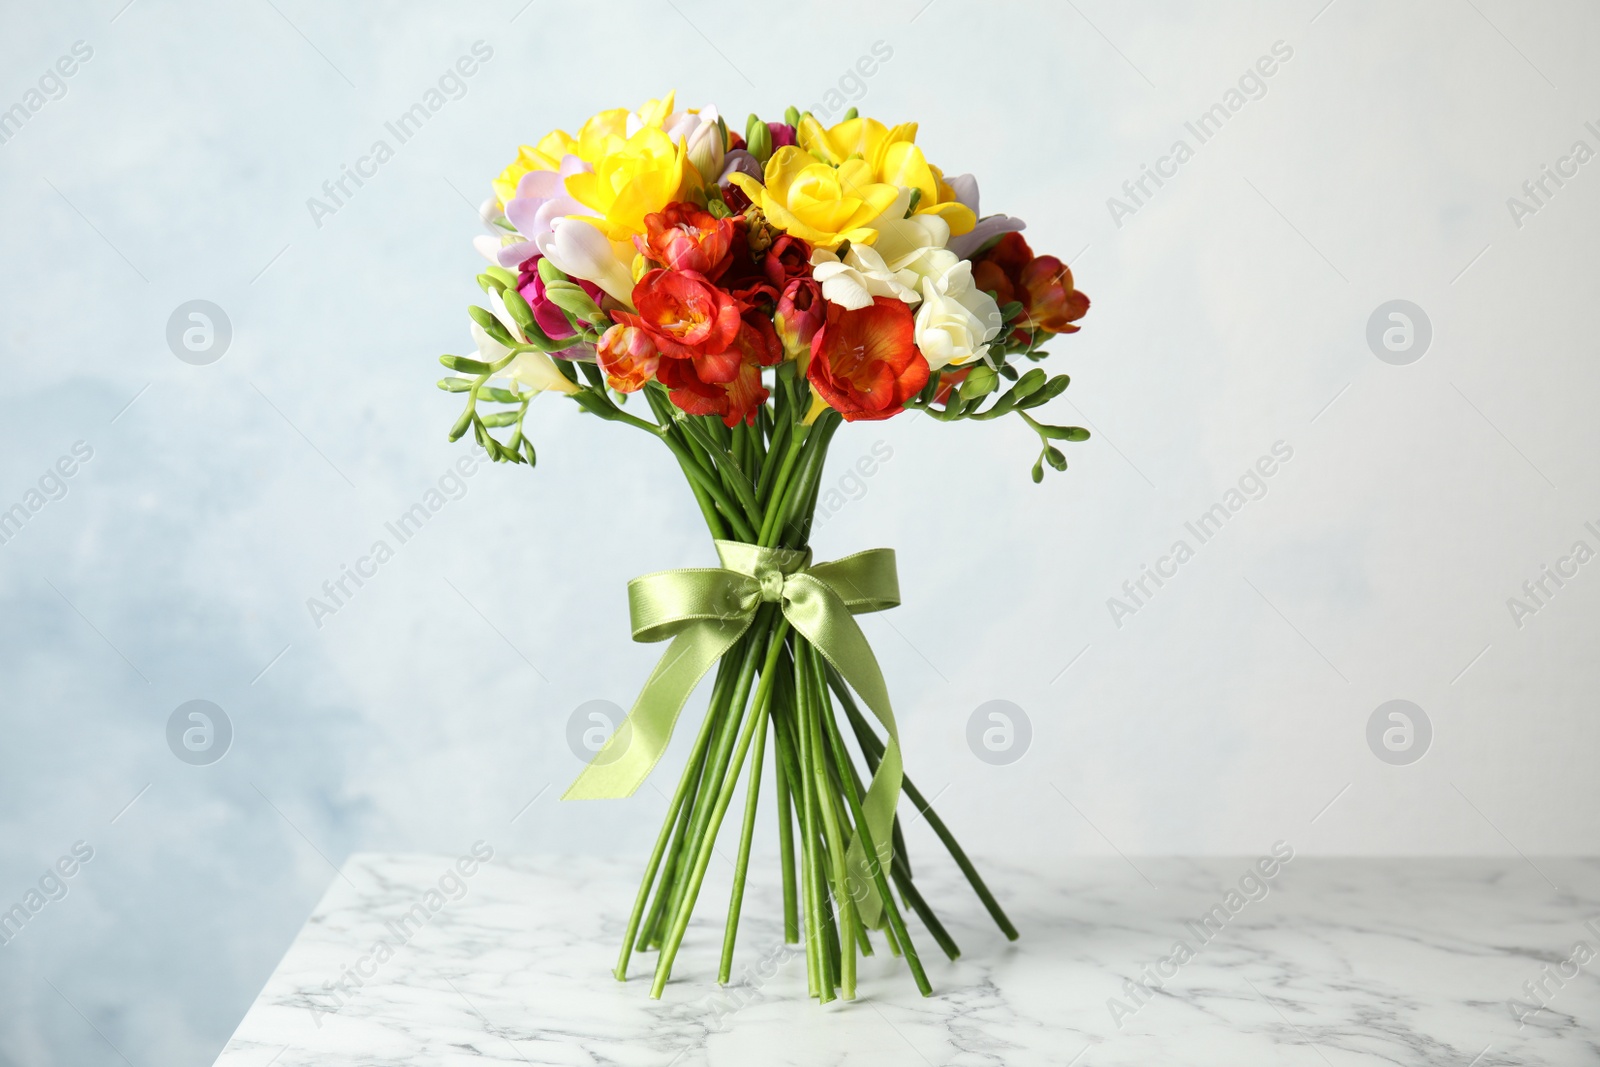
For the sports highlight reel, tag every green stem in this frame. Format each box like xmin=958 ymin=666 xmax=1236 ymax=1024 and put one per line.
xmin=802 ymin=641 xmax=857 ymax=999
xmin=757 ymin=428 xmax=809 ymax=546
xmin=718 ymin=695 xmax=769 ymax=984
xmin=815 ymin=669 xmax=932 ymax=997
xmin=614 ymin=675 xmax=721 ymax=978
xmin=775 ymin=700 xmax=799 ymax=945
xmin=650 ymin=619 xmax=792 ymax=998
xmin=830 ymin=668 xmax=1019 ymax=941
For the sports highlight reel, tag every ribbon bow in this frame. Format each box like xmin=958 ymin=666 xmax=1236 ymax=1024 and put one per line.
xmin=564 ymin=540 xmax=905 ymax=920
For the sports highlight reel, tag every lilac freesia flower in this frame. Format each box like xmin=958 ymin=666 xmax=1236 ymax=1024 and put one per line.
xmin=944 ymin=173 xmax=1027 ymax=260
xmin=497 ymin=155 xmax=598 ymax=268
xmin=718 ymin=148 xmax=763 ymax=187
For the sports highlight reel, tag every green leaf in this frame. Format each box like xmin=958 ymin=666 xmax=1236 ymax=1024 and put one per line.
xmin=481 ymin=410 xmax=521 ymax=428
xmin=958 ymin=364 xmax=999 ymax=401
xmin=579 ymin=361 xmax=606 ymax=390
xmin=436 ymin=376 xmax=475 ymax=392
xmin=555 ymin=357 xmax=580 ymax=386
xmin=998 ymin=300 xmax=1025 ymax=322
xmin=440 ymin=353 xmax=491 ymax=374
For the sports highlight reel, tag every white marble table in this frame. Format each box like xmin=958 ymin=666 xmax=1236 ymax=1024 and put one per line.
xmin=213 ymin=851 xmax=1600 ymax=1066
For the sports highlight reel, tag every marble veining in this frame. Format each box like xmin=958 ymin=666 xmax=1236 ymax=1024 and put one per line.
xmin=213 ymin=852 xmax=1600 ymax=1066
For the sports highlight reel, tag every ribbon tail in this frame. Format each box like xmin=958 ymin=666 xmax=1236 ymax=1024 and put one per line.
xmin=562 ymin=616 xmax=750 ymax=800
xmin=782 ymin=574 xmax=902 ymax=928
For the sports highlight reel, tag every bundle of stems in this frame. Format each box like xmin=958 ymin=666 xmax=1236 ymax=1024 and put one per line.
xmin=588 ymin=363 xmax=1019 ymax=1001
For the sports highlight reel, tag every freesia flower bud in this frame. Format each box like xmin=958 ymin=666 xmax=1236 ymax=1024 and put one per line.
xmin=744 ymin=116 xmax=773 ymax=164
xmin=774 ymin=278 xmax=825 ymax=364
xmin=687 ymin=120 xmax=726 ymax=183
xmin=535 ymin=218 xmax=635 ymax=307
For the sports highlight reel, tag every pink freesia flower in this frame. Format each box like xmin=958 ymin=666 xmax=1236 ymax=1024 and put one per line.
xmin=515 ymin=253 xmax=604 ymax=353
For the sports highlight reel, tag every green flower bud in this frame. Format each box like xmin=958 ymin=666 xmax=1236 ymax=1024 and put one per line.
xmin=537 ymin=257 xmax=566 ymax=284
xmin=543 ymin=281 xmax=603 ymax=324
xmin=746 ymin=119 xmax=773 ymax=165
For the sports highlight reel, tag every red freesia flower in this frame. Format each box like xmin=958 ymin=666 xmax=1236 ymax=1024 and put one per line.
xmin=616 ymin=268 xmax=742 ymax=362
xmin=634 ymin=202 xmax=736 ymax=279
xmin=807 ymin=297 xmax=928 ymax=422
xmin=766 ymin=121 xmax=797 ymax=149
xmin=596 ymin=323 xmax=660 ymax=393
xmin=1019 ymin=255 xmax=1090 ymax=334
xmin=657 ymin=311 xmax=780 ymax=427
xmin=761 ymin=234 xmax=812 ymax=290
xmin=971 ymin=232 xmax=1090 ymax=340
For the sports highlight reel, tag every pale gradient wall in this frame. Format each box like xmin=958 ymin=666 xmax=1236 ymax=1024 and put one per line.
xmin=1 ymin=1 xmax=1596 ymax=1064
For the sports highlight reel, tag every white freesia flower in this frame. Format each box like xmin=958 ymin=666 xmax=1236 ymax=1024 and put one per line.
xmin=871 ymin=189 xmax=951 ymax=267
xmin=809 ymin=243 xmax=919 ymax=310
xmin=914 ymin=260 xmax=1004 ymax=371
xmin=534 ymin=217 xmax=635 ymax=307
xmin=861 ymin=188 xmax=971 ymax=294
xmin=465 ymin=288 xmax=579 ymax=395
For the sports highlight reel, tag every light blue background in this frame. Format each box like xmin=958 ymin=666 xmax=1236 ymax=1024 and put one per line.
xmin=3 ymin=1 xmax=1598 ymax=1063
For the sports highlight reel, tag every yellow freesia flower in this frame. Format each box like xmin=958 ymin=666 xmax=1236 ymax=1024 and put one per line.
xmin=797 ymin=115 xmax=917 ymax=173
xmin=795 ymin=114 xmax=976 ymax=237
xmin=492 ymin=92 xmax=677 ymax=206
xmin=728 ymin=146 xmax=899 ymax=249
xmin=562 ymin=126 xmax=688 ymax=241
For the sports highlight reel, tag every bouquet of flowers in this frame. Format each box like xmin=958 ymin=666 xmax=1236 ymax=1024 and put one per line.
xmin=437 ymin=92 xmax=1090 ymax=1003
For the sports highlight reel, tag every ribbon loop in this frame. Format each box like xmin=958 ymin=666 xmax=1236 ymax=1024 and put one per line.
xmin=564 ymin=539 xmax=905 ymax=924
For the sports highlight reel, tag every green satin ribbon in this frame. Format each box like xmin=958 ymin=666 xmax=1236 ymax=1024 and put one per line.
xmin=563 ymin=539 xmax=904 ymax=923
